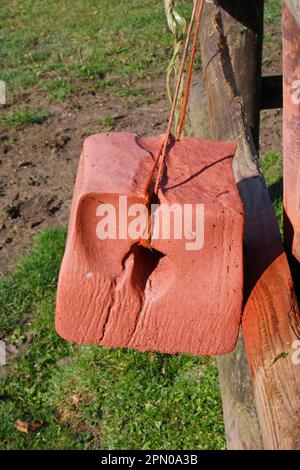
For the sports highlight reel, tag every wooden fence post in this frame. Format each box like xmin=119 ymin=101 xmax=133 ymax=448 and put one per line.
xmin=199 ymin=0 xmax=300 ymax=449
xmin=191 ymin=0 xmax=265 ymax=449
xmin=283 ymin=1 xmax=300 ymax=289
xmin=217 ymin=1 xmax=264 ymax=449
xmin=190 ymin=75 xmax=263 ymax=450
xmin=218 ymin=0 xmax=264 ymax=151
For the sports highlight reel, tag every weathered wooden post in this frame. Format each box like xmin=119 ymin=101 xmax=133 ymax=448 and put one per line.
xmin=216 ymin=0 xmax=264 ymax=450
xmin=198 ymin=0 xmax=300 ymax=449
xmin=190 ymin=73 xmax=263 ymax=448
xmin=283 ymin=1 xmax=300 ymax=283
xmin=218 ymin=0 xmax=264 ymax=151
xmin=190 ymin=71 xmax=263 ymax=449
xmin=191 ymin=0 xmax=264 ymax=450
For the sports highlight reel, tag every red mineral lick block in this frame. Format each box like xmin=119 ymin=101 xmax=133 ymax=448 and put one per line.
xmin=283 ymin=2 xmax=300 ymax=263
xmin=56 ymin=132 xmax=244 ymax=355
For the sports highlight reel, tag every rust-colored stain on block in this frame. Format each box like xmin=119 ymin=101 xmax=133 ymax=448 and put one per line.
xmin=56 ymin=132 xmax=244 ymax=355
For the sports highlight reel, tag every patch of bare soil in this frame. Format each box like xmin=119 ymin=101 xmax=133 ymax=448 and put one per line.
xmin=0 ymin=20 xmax=283 ymax=276
xmin=260 ymin=108 xmax=282 ymax=155
xmin=0 ymin=79 xmax=169 ymax=275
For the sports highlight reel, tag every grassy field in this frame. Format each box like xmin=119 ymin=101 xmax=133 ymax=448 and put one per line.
xmin=0 ymin=0 xmax=281 ymax=98
xmin=0 ymin=0 xmax=283 ymax=450
xmin=0 ymin=0 xmax=192 ymax=102
xmin=261 ymin=152 xmax=283 ymax=232
xmin=0 ymin=154 xmax=283 ymax=450
xmin=0 ymin=230 xmax=225 ymax=450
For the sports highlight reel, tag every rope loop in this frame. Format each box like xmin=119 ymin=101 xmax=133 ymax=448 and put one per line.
xmin=140 ymin=0 xmax=205 ymax=247
xmin=164 ymin=0 xmax=187 ymax=42
xmin=165 ymin=0 xmax=187 ymax=136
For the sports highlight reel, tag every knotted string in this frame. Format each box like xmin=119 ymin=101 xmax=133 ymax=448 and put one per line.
xmin=141 ymin=0 xmax=205 ymax=247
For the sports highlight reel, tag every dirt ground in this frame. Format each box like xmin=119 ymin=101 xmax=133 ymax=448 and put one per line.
xmin=0 ymin=79 xmax=171 ymax=276
xmin=0 ymin=31 xmax=282 ymax=276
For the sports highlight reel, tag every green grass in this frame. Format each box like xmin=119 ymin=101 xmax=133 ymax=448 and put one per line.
xmin=101 ymin=116 xmax=116 ymax=132
xmin=263 ymin=0 xmax=282 ymax=66
xmin=0 ymin=0 xmax=192 ymax=101
xmin=0 ymin=0 xmax=281 ymax=101
xmin=0 ymin=0 xmax=284 ymax=451
xmin=0 ymin=229 xmax=225 ymax=450
xmin=0 ymin=151 xmax=283 ymax=450
xmin=265 ymin=0 xmax=282 ymax=25
xmin=0 ymin=108 xmax=51 ymax=126
xmin=261 ymin=151 xmax=283 ymax=231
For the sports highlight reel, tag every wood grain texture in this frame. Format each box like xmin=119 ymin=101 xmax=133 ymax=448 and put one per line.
xmin=217 ymin=334 xmax=264 ymax=450
xmin=200 ymin=0 xmax=300 ymax=449
xmin=214 ymin=0 xmax=264 ymax=448
xmin=218 ymin=0 xmax=264 ymax=150
xmin=283 ymin=2 xmax=300 ymax=266
xmin=190 ymin=75 xmax=263 ymax=450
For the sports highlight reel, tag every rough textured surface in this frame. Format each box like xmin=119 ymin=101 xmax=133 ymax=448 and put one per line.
xmin=56 ymin=132 xmax=244 ymax=356
xmin=243 ymin=252 xmax=300 ymax=449
xmin=200 ymin=1 xmax=300 ymax=449
xmin=283 ymin=3 xmax=300 ymax=264
xmin=285 ymin=0 xmax=300 ymax=28
xmin=219 ymin=0 xmax=264 ymax=150
xmin=191 ymin=76 xmax=263 ymax=450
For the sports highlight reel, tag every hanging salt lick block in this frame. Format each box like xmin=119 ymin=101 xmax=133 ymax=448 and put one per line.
xmin=283 ymin=2 xmax=300 ymax=263
xmin=56 ymin=132 xmax=244 ymax=355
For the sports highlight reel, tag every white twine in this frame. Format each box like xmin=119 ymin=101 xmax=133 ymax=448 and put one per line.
xmin=164 ymin=0 xmax=186 ymax=40
xmin=164 ymin=0 xmax=189 ymax=136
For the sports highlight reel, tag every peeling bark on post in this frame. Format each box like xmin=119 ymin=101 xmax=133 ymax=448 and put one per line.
xmin=199 ymin=0 xmax=300 ymax=449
